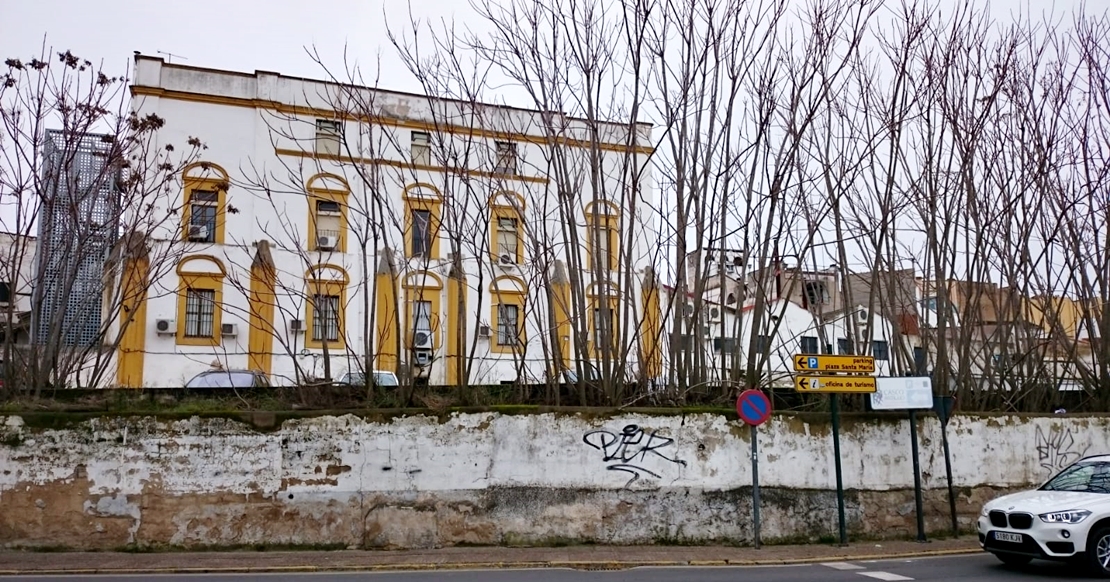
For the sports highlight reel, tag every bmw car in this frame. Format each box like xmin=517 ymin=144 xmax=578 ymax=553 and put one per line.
xmin=980 ymin=454 xmax=1110 ymax=575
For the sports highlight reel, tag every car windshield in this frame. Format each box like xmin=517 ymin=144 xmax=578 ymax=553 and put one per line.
xmin=186 ymin=371 xmax=258 ymax=389
xmin=373 ymin=372 xmax=399 ymax=386
xmin=1041 ymin=460 xmax=1110 ymax=494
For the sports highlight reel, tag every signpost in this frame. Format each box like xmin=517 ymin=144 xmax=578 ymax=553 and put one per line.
xmin=796 ymin=375 xmax=877 ymax=393
xmin=871 ymin=377 xmax=933 ymax=542
xmin=793 ymin=355 xmax=876 ymax=374
xmin=737 ymin=389 xmax=772 ymax=549
xmin=792 ymin=353 xmax=877 ymax=546
xmin=934 ymin=394 xmax=958 ymax=537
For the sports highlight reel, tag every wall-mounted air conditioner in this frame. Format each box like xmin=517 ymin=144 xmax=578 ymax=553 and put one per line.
xmin=187 ymin=225 xmax=209 ymax=241
xmin=413 ymin=330 xmax=433 ymax=349
xmin=155 ymin=319 xmax=176 ymax=335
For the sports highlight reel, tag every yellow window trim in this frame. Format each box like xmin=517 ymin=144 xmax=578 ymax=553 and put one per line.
xmin=403 ymin=271 xmax=444 ymax=351
xmin=305 ymin=264 xmax=349 ymax=351
xmin=307 ymin=187 xmax=349 ymax=254
xmin=181 ymin=162 xmax=230 ymax=245
xmin=490 ymin=275 xmax=528 ymax=355
xmin=489 ymin=191 xmax=526 ymax=264
xmin=403 ymin=183 xmax=443 ymax=260
xmin=585 ymin=201 xmax=619 ymax=272
xmin=175 ymin=255 xmax=227 ymax=347
xmin=587 ymin=283 xmax=620 ymax=359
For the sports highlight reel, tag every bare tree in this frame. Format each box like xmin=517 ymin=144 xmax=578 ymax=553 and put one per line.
xmin=0 ymin=45 xmax=203 ymax=394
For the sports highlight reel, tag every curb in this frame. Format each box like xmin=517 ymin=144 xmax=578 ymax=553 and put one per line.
xmin=0 ymin=548 xmax=982 ymax=576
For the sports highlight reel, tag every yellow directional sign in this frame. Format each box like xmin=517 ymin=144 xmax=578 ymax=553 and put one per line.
xmin=796 ymin=375 xmax=877 ymax=393
xmin=793 ymin=354 xmax=875 ymax=374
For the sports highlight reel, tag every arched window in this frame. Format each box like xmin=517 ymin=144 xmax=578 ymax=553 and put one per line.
xmin=182 ymin=162 xmax=230 ymax=245
xmin=402 ymin=271 xmax=444 ymax=350
xmin=306 ymin=173 xmax=350 ymax=253
xmin=587 ymin=281 xmax=620 ymax=358
xmin=403 ymin=183 xmax=443 ymax=259
xmin=584 ymin=200 xmax=619 ymax=271
xmin=305 ymin=264 xmax=349 ymax=350
xmin=489 ymin=276 xmax=527 ymax=353
xmin=489 ymin=191 xmax=525 ymax=265
xmin=175 ymin=255 xmax=227 ymax=346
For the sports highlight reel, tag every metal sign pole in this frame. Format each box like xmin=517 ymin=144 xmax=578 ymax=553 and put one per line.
xmin=751 ymin=422 xmax=761 ymax=549
xmin=909 ymin=409 xmax=926 ymax=542
xmin=831 ymin=393 xmax=847 ymax=546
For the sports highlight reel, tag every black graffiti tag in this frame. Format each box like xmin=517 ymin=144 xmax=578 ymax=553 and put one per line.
xmin=583 ymin=424 xmax=687 ymax=486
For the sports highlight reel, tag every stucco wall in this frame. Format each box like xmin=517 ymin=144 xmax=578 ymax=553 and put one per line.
xmin=1 ymin=412 xmax=1104 ymax=549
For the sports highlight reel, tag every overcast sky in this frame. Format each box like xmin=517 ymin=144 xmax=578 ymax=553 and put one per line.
xmin=0 ymin=0 xmax=477 ymax=95
xmin=0 ymin=0 xmax=1091 ymax=98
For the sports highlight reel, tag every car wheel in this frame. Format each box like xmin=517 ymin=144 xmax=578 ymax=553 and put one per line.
xmin=995 ymin=553 xmax=1033 ymax=567
xmin=1086 ymin=526 xmax=1110 ymax=577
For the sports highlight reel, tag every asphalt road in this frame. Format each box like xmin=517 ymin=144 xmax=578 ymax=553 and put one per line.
xmin=0 ymin=554 xmax=1093 ymax=581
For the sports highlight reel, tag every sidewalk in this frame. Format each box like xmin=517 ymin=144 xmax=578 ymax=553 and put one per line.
xmin=0 ymin=538 xmax=982 ymax=575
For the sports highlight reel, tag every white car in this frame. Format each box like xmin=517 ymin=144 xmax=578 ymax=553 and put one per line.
xmin=979 ymin=454 xmax=1110 ymax=575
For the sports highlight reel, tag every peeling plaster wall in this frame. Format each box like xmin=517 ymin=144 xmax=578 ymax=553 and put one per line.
xmin=0 ymin=413 xmax=1106 ymax=549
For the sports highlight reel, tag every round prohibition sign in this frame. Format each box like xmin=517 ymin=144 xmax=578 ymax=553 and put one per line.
xmin=736 ymin=389 xmax=772 ymax=426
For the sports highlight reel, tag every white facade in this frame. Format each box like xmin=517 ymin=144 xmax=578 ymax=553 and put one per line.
xmin=0 ymin=232 xmax=36 ymax=342
xmin=666 ymin=296 xmax=896 ymax=386
xmin=118 ymin=56 xmax=658 ymax=388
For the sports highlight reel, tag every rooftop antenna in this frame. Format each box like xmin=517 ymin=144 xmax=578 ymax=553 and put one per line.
xmin=156 ymin=50 xmax=188 ymax=63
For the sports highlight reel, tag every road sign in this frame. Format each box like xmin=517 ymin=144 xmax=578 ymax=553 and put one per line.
xmin=796 ymin=375 xmax=877 ymax=393
xmin=793 ymin=354 xmax=875 ymax=373
xmin=870 ymin=377 xmax=933 ymax=410
xmin=737 ymin=389 xmax=772 ymax=426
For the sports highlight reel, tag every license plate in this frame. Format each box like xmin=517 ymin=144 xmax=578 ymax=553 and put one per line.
xmin=994 ymin=532 xmax=1023 ymax=543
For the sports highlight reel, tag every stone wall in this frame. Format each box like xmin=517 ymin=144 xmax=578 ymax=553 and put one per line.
xmin=0 ymin=412 xmax=1105 ymax=549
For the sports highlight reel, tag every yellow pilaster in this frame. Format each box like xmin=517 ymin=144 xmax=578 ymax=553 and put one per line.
xmin=551 ymin=260 xmax=572 ymax=374
xmin=375 ymin=250 xmax=399 ymax=373
xmin=640 ymin=267 xmax=663 ymax=380
xmin=248 ymin=241 xmax=277 ymax=375
xmin=446 ymin=261 xmax=466 ymax=386
xmin=116 ymin=239 xmax=149 ymax=388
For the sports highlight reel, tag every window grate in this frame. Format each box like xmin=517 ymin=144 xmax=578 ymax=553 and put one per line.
xmin=312 ymin=294 xmax=341 ymax=342
xmin=184 ymin=288 xmax=216 ymax=338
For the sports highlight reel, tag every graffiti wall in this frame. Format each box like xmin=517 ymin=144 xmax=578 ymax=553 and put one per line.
xmin=0 ymin=412 xmax=1107 ymax=549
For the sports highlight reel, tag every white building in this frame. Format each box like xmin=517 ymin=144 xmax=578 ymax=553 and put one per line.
xmin=0 ymin=232 xmax=37 ymax=345
xmin=664 ymin=293 xmax=896 ymax=387
xmin=111 ymin=55 xmax=660 ymax=388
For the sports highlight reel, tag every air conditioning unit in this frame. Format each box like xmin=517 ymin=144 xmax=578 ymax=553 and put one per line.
xmin=221 ymin=323 xmax=238 ymax=337
xmin=413 ymin=330 xmax=433 ymax=349
xmin=187 ymin=225 xmax=209 ymax=241
xmin=857 ymin=309 xmax=869 ymax=323
xmin=317 ymin=235 xmax=338 ymax=251
xmin=155 ymin=319 xmax=176 ymax=335
xmin=477 ymin=324 xmax=491 ymax=338
xmin=498 ymin=254 xmax=515 ymax=266
xmin=289 ymin=319 xmax=305 ymax=333
xmin=709 ymin=307 xmax=721 ymax=321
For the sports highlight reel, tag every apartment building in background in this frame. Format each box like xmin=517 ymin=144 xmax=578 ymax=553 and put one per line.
xmin=112 ymin=55 xmax=659 ymax=388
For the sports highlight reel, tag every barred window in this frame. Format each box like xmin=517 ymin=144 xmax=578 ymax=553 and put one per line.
xmin=497 ymin=217 xmax=519 ymax=260
xmin=412 ymin=209 xmax=432 ymax=257
xmin=497 ymin=304 xmax=519 ymax=346
xmin=184 ymin=288 xmax=216 ymax=337
xmin=312 ymin=294 xmax=341 ymax=342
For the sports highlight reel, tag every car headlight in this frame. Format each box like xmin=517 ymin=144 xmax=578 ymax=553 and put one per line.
xmin=1039 ymin=510 xmax=1091 ymax=524
xmin=980 ymin=506 xmax=990 ymax=517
